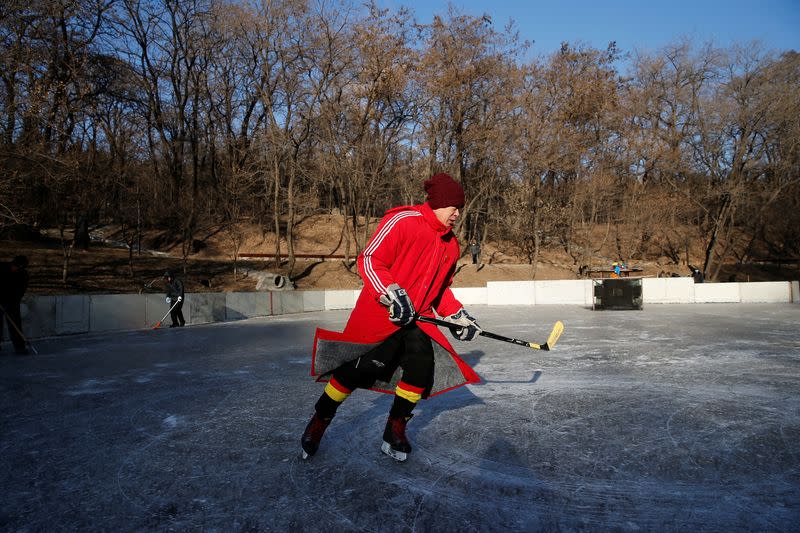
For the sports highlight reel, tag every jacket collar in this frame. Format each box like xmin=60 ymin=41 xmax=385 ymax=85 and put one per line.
xmin=382 ymin=203 xmax=453 ymax=236
xmin=419 ymin=202 xmax=452 ymax=235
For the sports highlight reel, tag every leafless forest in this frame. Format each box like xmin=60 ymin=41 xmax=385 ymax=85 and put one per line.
xmin=1 ymin=0 xmax=799 ymax=282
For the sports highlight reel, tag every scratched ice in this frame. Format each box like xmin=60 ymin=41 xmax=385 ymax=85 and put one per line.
xmin=1 ymin=304 xmax=798 ymax=531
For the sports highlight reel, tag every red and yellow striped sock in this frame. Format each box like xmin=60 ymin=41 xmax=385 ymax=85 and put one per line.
xmin=395 ymin=381 xmax=424 ymax=404
xmin=324 ymin=377 xmax=352 ymax=403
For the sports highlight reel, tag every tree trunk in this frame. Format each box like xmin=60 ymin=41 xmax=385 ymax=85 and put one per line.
xmin=702 ymin=193 xmax=732 ymax=281
xmin=59 ymin=223 xmax=75 ymax=286
xmin=286 ymin=162 xmax=296 ymax=275
xmin=272 ymin=156 xmax=282 ymax=266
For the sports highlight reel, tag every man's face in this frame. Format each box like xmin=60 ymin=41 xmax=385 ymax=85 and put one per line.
xmin=433 ymin=206 xmax=460 ymax=228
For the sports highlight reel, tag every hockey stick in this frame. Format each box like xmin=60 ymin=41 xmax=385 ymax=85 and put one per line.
xmin=153 ymin=299 xmax=181 ymax=330
xmin=416 ymin=315 xmax=564 ymax=351
xmin=0 ymin=303 xmax=38 ymax=355
xmin=143 ymin=276 xmax=162 ymax=289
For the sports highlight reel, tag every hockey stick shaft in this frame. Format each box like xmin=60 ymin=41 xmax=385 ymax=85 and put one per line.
xmin=416 ymin=315 xmax=563 ymax=351
xmin=153 ymin=299 xmax=181 ymax=329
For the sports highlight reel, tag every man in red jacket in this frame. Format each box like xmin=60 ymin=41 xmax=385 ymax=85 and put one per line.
xmin=301 ymin=173 xmax=482 ymax=462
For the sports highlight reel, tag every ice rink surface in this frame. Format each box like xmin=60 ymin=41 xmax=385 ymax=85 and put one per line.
xmin=1 ymin=303 xmax=799 ymax=531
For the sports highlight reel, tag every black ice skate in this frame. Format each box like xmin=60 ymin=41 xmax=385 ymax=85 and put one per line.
xmin=301 ymin=413 xmax=332 ymax=459
xmin=381 ymin=414 xmax=413 ymax=462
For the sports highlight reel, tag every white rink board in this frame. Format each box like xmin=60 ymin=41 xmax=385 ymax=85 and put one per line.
xmin=20 ymin=279 xmax=799 ymax=339
xmin=693 ymin=283 xmax=741 ymax=303
xmin=451 ymin=287 xmax=487 ymax=306
xmin=273 ymin=291 xmax=304 ymax=315
xmin=642 ymin=277 xmax=695 ymax=303
xmin=739 ymin=281 xmax=793 ymax=303
xmin=534 ymin=279 xmax=590 ymax=305
xmin=486 ymin=281 xmax=536 ymax=305
xmin=324 ymin=290 xmax=360 ymax=310
xmin=225 ymin=292 xmax=265 ymax=319
xmin=301 ymin=291 xmax=325 ymax=312
xmin=89 ymin=294 xmax=147 ymax=332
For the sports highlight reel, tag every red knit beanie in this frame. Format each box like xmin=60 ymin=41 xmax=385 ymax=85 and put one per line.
xmin=424 ymin=173 xmax=465 ymax=209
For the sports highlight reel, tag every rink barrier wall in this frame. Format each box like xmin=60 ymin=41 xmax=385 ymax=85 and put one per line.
xmin=15 ymin=279 xmax=799 ymax=339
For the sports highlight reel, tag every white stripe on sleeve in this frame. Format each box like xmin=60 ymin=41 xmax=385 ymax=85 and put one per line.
xmin=362 ymin=211 xmax=421 ymax=294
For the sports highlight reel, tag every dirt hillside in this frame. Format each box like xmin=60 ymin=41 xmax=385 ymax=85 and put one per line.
xmin=0 ymin=215 xmax=790 ymax=295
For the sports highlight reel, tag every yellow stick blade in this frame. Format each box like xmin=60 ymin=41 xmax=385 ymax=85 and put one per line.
xmin=547 ymin=321 xmax=564 ymax=348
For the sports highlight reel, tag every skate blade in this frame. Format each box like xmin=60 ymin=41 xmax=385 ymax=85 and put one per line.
xmin=381 ymin=441 xmax=407 ymax=462
xmin=301 ymin=449 xmax=312 ymax=460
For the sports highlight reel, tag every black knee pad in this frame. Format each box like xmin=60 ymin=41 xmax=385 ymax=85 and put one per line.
xmin=332 ymin=334 xmax=404 ymax=390
xmin=399 ymin=326 xmax=434 ymax=385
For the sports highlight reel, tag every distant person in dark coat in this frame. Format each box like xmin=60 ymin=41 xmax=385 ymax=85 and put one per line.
xmin=164 ymin=271 xmax=185 ymax=327
xmin=469 ymin=240 xmax=481 ymax=264
xmin=0 ymin=256 xmax=30 ymax=354
xmin=74 ymin=215 xmax=90 ymax=251
xmin=689 ymin=265 xmax=705 ymax=283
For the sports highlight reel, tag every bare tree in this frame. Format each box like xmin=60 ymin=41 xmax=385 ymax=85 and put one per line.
xmin=2 ymin=1 xmax=799 ymax=287
xmin=414 ymin=9 xmax=524 ymax=246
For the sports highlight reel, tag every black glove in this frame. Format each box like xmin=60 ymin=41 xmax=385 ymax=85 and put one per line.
xmin=379 ymin=283 xmax=415 ymax=326
xmin=447 ymin=308 xmax=481 ymax=341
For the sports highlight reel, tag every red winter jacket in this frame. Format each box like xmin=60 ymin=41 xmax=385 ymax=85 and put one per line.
xmin=311 ymin=202 xmax=480 ymax=396
xmin=345 ymin=202 xmax=463 ymax=340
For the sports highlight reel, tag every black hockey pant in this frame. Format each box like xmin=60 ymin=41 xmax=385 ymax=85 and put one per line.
xmin=315 ymin=325 xmax=434 ymax=419
xmin=170 ymin=301 xmax=185 ymax=326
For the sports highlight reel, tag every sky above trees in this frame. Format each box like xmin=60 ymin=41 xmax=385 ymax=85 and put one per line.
xmin=377 ymin=0 xmax=800 ymax=60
